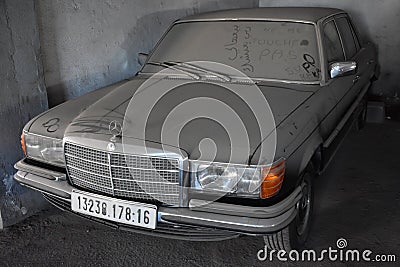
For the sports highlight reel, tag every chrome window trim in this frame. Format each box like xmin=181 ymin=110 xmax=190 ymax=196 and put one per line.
xmin=323 ymin=18 xmax=346 ymax=62
xmin=320 ymin=17 xmax=347 ymax=83
xmin=333 ymin=14 xmax=362 ymax=60
xmin=177 ymin=18 xmax=318 ymax=24
xmin=315 ymin=20 xmax=326 ymax=84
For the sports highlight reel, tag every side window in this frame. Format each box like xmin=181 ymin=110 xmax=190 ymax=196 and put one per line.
xmin=336 ymin=17 xmax=358 ymax=59
xmin=348 ymin=19 xmax=361 ymax=51
xmin=323 ymin=21 xmax=345 ymax=64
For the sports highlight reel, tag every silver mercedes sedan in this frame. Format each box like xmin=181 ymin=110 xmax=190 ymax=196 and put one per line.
xmin=15 ymin=7 xmax=378 ymax=250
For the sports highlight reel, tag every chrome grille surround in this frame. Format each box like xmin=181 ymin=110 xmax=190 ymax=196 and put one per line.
xmin=64 ymin=142 xmax=182 ymax=206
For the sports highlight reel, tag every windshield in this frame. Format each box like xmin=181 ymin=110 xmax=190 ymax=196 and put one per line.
xmin=143 ymin=21 xmax=321 ymax=82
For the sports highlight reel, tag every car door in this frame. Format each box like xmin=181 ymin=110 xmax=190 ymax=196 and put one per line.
xmin=333 ymin=15 xmax=369 ymax=117
xmin=345 ymin=15 xmax=377 ymax=86
xmin=321 ymin=18 xmax=355 ymax=130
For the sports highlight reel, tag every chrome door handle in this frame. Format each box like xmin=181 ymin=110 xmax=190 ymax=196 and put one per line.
xmin=353 ymin=75 xmax=361 ymax=83
xmin=367 ymin=59 xmax=375 ymax=65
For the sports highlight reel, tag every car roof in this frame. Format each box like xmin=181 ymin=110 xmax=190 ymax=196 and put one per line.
xmin=178 ymin=7 xmax=345 ymax=24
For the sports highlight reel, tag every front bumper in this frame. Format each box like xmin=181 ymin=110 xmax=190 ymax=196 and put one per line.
xmin=14 ymin=159 xmax=302 ymax=240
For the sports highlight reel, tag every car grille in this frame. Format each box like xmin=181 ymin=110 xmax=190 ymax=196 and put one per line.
xmin=64 ymin=142 xmax=181 ymax=206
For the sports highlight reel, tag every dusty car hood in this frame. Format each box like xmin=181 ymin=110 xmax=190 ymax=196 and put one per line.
xmin=59 ymin=76 xmax=314 ymax=163
xmin=25 ymin=80 xmax=129 ymax=139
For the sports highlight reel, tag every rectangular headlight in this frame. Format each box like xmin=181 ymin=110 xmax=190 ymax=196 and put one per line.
xmin=22 ymin=132 xmax=65 ymax=167
xmin=190 ymin=159 xmax=285 ymax=199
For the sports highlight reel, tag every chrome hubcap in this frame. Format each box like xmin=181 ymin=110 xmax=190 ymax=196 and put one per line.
xmin=296 ymin=178 xmax=312 ymax=236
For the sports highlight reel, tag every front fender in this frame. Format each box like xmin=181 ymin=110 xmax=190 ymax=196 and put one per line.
xmin=25 ymin=80 xmax=129 ymax=139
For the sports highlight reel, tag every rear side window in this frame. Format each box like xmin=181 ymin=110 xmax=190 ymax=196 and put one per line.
xmin=323 ymin=21 xmax=345 ymax=64
xmin=348 ymin=19 xmax=361 ymax=50
xmin=336 ymin=17 xmax=358 ymax=59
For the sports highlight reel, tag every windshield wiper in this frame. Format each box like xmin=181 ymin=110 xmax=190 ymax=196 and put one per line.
xmin=146 ymin=61 xmax=200 ymax=80
xmin=146 ymin=61 xmax=232 ymax=82
xmin=166 ymin=61 xmax=231 ymax=82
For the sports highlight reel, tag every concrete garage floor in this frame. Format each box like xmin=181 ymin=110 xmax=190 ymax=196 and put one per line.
xmin=0 ymin=121 xmax=399 ymax=266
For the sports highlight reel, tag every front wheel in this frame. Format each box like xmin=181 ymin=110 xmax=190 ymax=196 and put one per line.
xmin=263 ymin=164 xmax=314 ymax=251
xmin=356 ymin=99 xmax=367 ymax=130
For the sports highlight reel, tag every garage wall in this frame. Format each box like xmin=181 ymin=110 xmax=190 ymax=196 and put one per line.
xmin=0 ymin=0 xmax=49 ymax=228
xmin=36 ymin=0 xmax=259 ymax=106
xmin=260 ymin=0 xmax=400 ymax=97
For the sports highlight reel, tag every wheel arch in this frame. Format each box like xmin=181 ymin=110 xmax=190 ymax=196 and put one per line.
xmin=291 ymin=130 xmax=323 ymax=178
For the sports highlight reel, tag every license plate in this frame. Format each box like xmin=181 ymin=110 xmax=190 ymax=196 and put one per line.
xmin=71 ymin=190 xmax=157 ymax=229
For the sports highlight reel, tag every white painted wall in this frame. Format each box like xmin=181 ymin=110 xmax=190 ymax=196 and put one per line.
xmin=0 ymin=0 xmax=49 ymax=228
xmin=36 ymin=0 xmax=258 ymax=106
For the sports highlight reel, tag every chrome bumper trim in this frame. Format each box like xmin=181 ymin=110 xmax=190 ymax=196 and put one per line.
xmin=189 ymin=186 xmax=302 ymax=219
xmin=14 ymin=161 xmax=302 ymax=235
xmin=15 ymin=159 xmax=66 ymax=181
xmin=159 ymin=206 xmax=297 ymax=234
xmin=14 ymin=170 xmax=72 ymax=199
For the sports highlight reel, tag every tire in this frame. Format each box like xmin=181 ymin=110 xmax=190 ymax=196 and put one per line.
xmin=263 ymin=164 xmax=315 ymax=251
xmin=356 ymin=99 xmax=367 ymax=130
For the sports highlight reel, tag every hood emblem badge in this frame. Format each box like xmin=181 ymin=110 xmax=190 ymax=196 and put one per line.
xmin=109 ymin=120 xmax=122 ymax=142
xmin=107 ymin=142 xmax=116 ymax=152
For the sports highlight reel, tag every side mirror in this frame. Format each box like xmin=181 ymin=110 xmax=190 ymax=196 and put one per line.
xmin=138 ymin=53 xmax=148 ymax=66
xmin=329 ymin=61 xmax=357 ymax=79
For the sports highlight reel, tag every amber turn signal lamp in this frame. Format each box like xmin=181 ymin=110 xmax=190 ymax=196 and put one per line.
xmin=21 ymin=133 xmax=27 ymax=156
xmin=260 ymin=159 xmax=285 ymax=199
